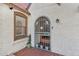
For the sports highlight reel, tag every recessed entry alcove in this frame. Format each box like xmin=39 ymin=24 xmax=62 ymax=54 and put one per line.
xmin=35 ymin=16 xmax=50 ymax=50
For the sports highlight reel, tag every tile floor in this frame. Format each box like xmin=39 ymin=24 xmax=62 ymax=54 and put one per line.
xmin=14 ymin=48 xmax=63 ymax=56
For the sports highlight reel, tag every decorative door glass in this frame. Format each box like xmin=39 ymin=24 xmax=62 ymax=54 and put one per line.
xmin=35 ymin=16 xmax=50 ymax=50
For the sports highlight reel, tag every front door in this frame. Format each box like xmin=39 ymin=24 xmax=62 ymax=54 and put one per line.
xmin=35 ymin=16 xmax=50 ymax=50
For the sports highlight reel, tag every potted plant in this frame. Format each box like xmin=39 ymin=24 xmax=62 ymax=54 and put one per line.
xmin=36 ymin=43 xmax=38 ymax=48
xmin=27 ymin=34 xmax=32 ymax=48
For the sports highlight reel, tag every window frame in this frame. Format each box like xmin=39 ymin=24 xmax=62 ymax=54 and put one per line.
xmin=14 ymin=11 xmax=27 ymax=41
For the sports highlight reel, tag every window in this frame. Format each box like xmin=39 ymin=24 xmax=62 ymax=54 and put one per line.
xmin=14 ymin=12 xmax=27 ymax=41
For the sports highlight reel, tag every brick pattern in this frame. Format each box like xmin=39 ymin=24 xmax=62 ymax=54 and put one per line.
xmin=14 ymin=48 xmax=63 ymax=56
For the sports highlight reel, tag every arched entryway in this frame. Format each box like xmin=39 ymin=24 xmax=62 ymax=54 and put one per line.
xmin=35 ymin=16 xmax=50 ymax=50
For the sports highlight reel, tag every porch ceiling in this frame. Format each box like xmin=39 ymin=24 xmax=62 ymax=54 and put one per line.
xmin=13 ymin=3 xmax=31 ymax=10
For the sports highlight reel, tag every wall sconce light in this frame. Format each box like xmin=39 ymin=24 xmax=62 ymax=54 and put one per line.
xmin=10 ymin=7 xmax=13 ymax=10
xmin=52 ymin=26 xmax=53 ymax=29
xmin=9 ymin=3 xmax=13 ymax=10
xmin=56 ymin=18 xmax=60 ymax=23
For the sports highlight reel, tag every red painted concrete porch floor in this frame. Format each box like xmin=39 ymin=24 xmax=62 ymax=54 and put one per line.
xmin=14 ymin=48 xmax=63 ymax=56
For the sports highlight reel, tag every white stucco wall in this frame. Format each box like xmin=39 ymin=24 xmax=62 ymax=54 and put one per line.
xmin=29 ymin=3 xmax=79 ymax=56
xmin=0 ymin=4 xmax=28 ymax=56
